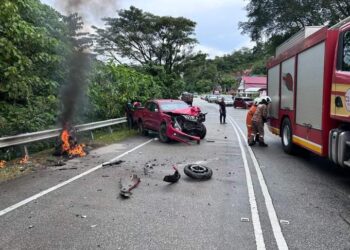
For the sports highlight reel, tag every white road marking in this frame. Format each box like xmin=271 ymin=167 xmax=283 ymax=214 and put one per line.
xmin=228 ymin=117 xmax=266 ymax=250
xmin=0 ymin=139 xmax=154 ymax=217
xmin=230 ymin=117 xmax=289 ymax=250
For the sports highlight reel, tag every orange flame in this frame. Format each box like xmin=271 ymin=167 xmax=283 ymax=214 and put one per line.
xmin=0 ymin=160 xmax=6 ymax=169
xmin=19 ymin=155 xmax=29 ymax=164
xmin=61 ymin=129 xmax=86 ymax=157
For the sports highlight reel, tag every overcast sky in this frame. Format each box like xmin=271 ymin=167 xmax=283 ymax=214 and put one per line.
xmin=41 ymin=0 xmax=253 ymax=58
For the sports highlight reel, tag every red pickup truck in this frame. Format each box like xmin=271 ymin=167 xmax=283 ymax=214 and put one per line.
xmin=131 ymin=99 xmax=207 ymax=144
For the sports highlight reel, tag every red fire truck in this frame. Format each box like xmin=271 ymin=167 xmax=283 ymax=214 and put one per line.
xmin=267 ymin=17 xmax=350 ymax=167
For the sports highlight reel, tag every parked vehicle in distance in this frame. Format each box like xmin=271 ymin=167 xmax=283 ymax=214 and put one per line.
xmin=181 ymin=92 xmax=194 ymax=106
xmin=131 ymin=99 xmax=207 ymax=144
xmin=207 ymin=95 xmax=219 ymax=103
xmin=233 ymin=97 xmax=253 ymax=109
xmin=221 ymin=95 xmax=234 ymax=106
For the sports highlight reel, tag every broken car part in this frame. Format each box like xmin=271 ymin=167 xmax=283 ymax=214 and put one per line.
xmin=183 ymin=164 xmax=213 ymax=180
xmin=119 ymin=174 xmax=141 ymax=198
xmin=102 ymin=160 xmax=124 ymax=167
xmin=163 ymin=166 xmax=181 ymax=183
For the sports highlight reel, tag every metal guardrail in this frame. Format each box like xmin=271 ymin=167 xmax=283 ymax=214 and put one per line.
xmin=0 ymin=117 xmax=127 ymax=149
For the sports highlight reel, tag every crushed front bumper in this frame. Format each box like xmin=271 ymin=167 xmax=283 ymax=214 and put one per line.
xmin=166 ymin=124 xmax=200 ymax=144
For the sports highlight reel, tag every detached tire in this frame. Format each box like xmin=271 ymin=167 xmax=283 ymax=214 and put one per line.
xmin=281 ymin=118 xmax=295 ymax=154
xmin=138 ymin=121 xmax=148 ymax=136
xmin=184 ymin=164 xmax=212 ymax=180
xmin=159 ymin=123 xmax=170 ymax=142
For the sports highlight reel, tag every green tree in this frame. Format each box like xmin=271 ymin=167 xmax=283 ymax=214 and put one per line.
xmin=93 ymin=6 xmax=197 ymax=74
xmin=239 ymin=0 xmax=350 ymax=42
xmin=88 ymin=62 xmax=162 ymax=120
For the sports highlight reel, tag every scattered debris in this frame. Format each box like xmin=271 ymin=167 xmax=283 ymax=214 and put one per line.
xmin=184 ymin=164 xmax=213 ymax=180
xmin=163 ymin=166 xmax=181 ymax=183
xmin=340 ymin=213 xmax=350 ymax=226
xmin=90 ymin=225 xmax=97 ymax=228
xmin=54 ymin=160 xmax=66 ymax=167
xmin=97 ymin=189 xmax=102 ymax=192
xmin=240 ymin=217 xmax=250 ymax=222
xmin=206 ymin=139 xmax=215 ymax=143
xmin=102 ymin=175 xmax=109 ymax=178
xmin=119 ymin=174 xmax=141 ymax=198
xmin=224 ymin=136 xmax=227 ymax=139
xmin=280 ymin=220 xmax=290 ymax=225
xmin=0 ymin=160 xmax=6 ymax=168
xmin=102 ymin=160 xmax=124 ymax=167
xmin=20 ymin=155 xmax=30 ymax=164
xmin=58 ymin=167 xmax=78 ymax=171
xmin=81 ymin=215 xmax=87 ymax=218
xmin=28 ymin=225 xmax=34 ymax=229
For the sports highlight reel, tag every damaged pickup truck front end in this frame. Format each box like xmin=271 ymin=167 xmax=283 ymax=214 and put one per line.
xmin=164 ymin=106 xmax=207 ymax=144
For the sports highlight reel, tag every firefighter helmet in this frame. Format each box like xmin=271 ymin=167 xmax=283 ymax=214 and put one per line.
xmin=254 ymin=97 xmax=261 ymax=105
xmin=261 ymin=96 xmax=271 ymax=104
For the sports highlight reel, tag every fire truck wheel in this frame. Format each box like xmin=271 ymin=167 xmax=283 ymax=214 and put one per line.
xmin=159 ymin=123 xmax=170 ymax=142
xmin=281 ymin=118 xmax=295 ymax=154
xmin=138 ymin=121 xmax=148 ymax=136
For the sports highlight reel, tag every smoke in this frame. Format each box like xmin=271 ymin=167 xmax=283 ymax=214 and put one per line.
xmin=60 ymin=52 xmax=91 ymax=127
xmin=54 ymin=0 xmax=119 ymax=29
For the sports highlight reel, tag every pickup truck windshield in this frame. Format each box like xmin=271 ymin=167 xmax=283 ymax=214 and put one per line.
xmin=159 ymin=102 xmax=189 ymax=111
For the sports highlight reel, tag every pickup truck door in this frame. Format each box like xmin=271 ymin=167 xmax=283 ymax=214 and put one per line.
xmin=143 ymin=102 xmax=153 ymax=129
xmin=151 ymin=103 xmax=162 ymax=130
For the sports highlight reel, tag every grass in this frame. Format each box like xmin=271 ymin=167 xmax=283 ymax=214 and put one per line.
xmin=0 ymin=127 xmax=138 ymax=183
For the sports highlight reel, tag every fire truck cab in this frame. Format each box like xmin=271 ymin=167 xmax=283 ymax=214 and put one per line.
xmin=267 ymin=17 xmax=350 ymax=167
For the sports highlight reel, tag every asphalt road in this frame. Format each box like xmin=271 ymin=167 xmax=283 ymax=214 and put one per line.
xmin=1 ymin=98 xmax=350 ymax=250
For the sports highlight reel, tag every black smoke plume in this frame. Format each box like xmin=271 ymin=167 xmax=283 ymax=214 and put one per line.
xmin=60 ymin=52 xmax=91 ymax=128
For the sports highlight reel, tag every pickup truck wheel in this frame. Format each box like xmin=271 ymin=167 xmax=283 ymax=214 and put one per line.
xmin=281 ymin=118 xmax=295 ymax=154
xmin=138 ymin=121 xmax=148 ymax=136
xmin=159 ymin=123 xmax=170 ymax=142
xmin=198 ymin=124 xmax=207 ymax=139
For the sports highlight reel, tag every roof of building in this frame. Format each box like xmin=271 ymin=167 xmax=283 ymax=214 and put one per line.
xmin=241 ymin=76 xmax=267 ymax=89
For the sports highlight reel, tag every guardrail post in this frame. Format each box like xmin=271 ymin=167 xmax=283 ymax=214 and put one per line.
xmin=90 ymin=131 xmax=94 ymax=141
xmin=108 ymin=126 xmax=113 ymax=134
xmin=23 ymin=145 xmax=29 ymax=158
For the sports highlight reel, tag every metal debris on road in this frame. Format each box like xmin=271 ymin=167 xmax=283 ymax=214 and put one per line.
xmin=58 ymin=167 xmax=78 ymax=171
xmin=81 ymin=215 xmax=87 ymax=218
xmin=206 ymin=139 xmax=215 ymax=142
xmin=163 ymin=166 xmax=181 ymax=183
xmin=90 ymin=225 xmax=97 ymax=228
xmin=102 ymin=160 xmax=125 ymax=167
xmin=280 ymin=220 xmax=290 ymax=225
xmin=240 ymin=217 xmax=250 ymax=222
xmin=119 ymin=174 xmax=141 ymax=198
xmin=28 ymin=225 xmax=34 ymax=229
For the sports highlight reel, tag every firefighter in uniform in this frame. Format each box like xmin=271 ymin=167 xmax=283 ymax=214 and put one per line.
xmin=246 ymin=97 xmax=261 ymax=144
xmin=250 ymin=96 xmax=271 ymax=147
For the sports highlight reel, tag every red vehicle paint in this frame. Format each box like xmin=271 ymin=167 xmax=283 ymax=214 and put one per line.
xmin=266 ymin=19 xmax=350 ymax=167
xmin=233 ymin=97 xmax=253 ymax=109
xmin=131 ymin=99 xmax=206 ymax=144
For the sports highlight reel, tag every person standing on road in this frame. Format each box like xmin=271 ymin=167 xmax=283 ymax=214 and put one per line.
xmin=218 ymin=97 xmax=226 ymax=124
xmin=250 ymin=96 xmax=271 ymax=146
xmin=246 ymin=97 xmax=260 ymax=144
